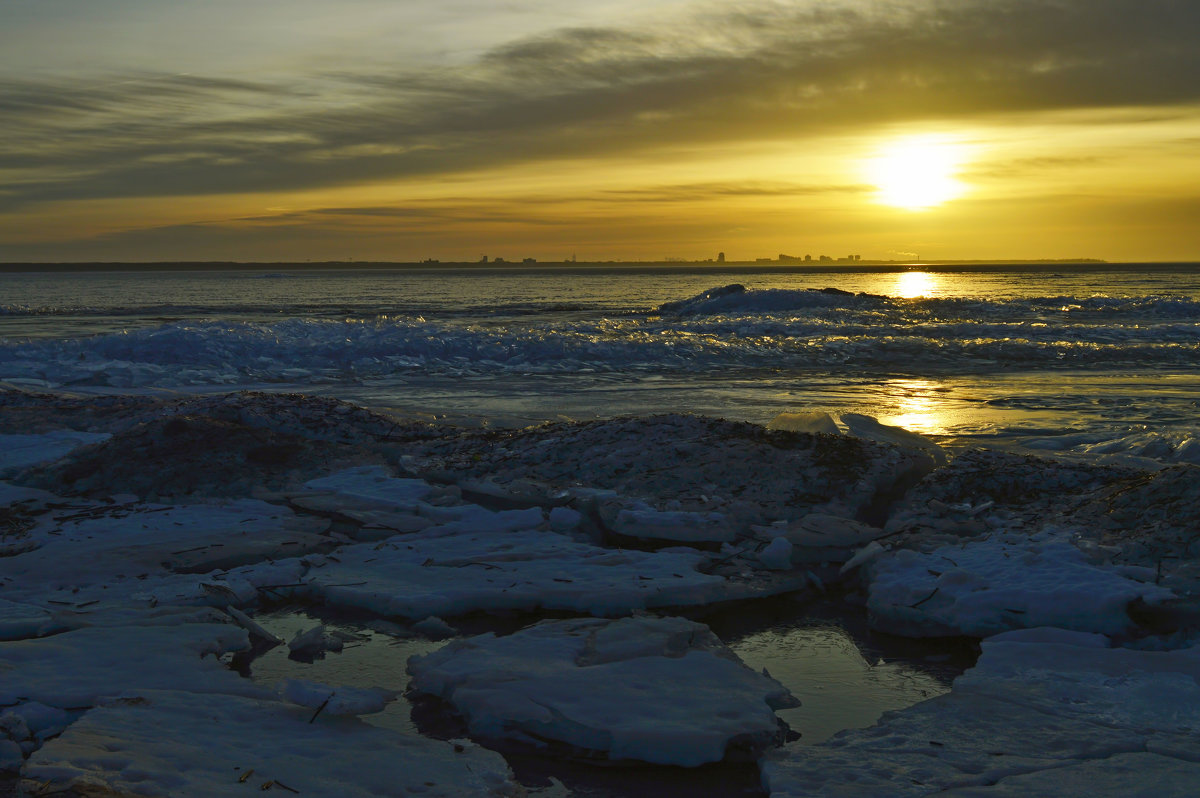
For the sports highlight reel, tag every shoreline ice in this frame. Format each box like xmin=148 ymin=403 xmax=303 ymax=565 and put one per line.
xmin=1 ymin=387 xmax=1197 ymax=796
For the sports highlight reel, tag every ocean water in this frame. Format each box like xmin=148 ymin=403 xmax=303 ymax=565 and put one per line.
xmin=3 ymin=263 xmax=1200 ymax=452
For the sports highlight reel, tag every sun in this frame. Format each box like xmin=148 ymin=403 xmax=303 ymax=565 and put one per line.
xmin=867 ymin=134 xmax=969 ymax=210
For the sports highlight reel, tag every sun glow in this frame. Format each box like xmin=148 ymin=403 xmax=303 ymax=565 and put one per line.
xmin=867 ymin=135 xmax=969 ymax=210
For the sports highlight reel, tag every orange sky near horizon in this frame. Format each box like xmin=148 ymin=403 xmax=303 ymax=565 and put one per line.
xmin=1 ymin=1 xmax=1198 ymax=263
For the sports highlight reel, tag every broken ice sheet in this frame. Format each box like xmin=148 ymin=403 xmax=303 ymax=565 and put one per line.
xmin=22 ymin=690 xmax=519 ymax=797
xmin=408 ymin=615 xmax=798 ymax=767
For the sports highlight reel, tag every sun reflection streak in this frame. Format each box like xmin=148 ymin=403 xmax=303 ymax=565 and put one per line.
xmin=879 ymin=378 xmax=953 ymax=436
xmin=893 ymin=271 xmax=939 ymax=299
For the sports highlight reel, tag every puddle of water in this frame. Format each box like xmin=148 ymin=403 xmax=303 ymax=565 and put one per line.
xmin=242 ymin=599 xmax=973 ymax=750
xmin=728 ymin=624 xmax=949 ymax=743
xmin=244 ymin=608 xmax=445 ymax=736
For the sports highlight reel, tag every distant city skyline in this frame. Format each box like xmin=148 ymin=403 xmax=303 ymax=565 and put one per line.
xmin=2 ymin=1 xmax=1198 ymax=263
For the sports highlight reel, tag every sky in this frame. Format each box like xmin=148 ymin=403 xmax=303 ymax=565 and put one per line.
xmin=1 ymin=0 xmax=1198 ymax=263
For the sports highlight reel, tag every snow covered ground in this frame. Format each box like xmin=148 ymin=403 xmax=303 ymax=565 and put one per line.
xmin=1 ymin=388 xmax=1197 ymax=797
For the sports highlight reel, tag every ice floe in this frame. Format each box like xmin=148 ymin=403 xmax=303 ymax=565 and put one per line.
xmin=865 ymin=529 xmax=1172 ymax=638
xmin=409 ymin=615 xmax=798 ymax=766
xmin=22 ymin=690 xmax=519 ymax=797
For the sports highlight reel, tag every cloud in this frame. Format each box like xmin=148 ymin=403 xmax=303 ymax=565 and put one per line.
xmin=0 ymin=0 xmax=1197 ymax=210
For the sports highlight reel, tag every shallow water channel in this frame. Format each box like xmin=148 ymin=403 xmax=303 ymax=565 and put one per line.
xmin=239 ymin=597 xmax=976 ymax=797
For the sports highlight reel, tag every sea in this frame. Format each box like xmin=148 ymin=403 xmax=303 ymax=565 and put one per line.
xmin=3 ymin=262 xmax=1200 ymax=457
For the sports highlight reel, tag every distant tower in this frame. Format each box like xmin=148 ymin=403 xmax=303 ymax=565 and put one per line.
xmin=717 ymin=252 xmax=725 ymax=263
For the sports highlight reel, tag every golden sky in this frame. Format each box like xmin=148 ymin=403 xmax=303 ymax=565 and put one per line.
xmin=1 ymin=0 xmax=1198 ymax=262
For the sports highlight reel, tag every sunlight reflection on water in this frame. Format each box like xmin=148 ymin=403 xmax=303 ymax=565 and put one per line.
xmin=892 ymin=270 xmax=940 ymax=298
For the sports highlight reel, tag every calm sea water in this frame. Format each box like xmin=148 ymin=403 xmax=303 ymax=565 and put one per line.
xmin=3 ymin=263 xmax=1200 ymax=446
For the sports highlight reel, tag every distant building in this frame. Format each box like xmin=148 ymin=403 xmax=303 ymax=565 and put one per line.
xmin=717 ymin=252 xmax=725 ymax=263
xmin=523 ymin=257 xmax=536 ymax=264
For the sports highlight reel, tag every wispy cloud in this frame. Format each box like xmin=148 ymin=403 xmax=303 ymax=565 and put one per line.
xmin=0 ymin=0 xmax=1197 ymax=210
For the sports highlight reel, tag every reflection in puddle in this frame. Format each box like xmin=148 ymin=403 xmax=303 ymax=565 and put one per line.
xmin=728 ymin=625 xmax=948 ymax=743
xmin=245 ymin=609 xmax=444 ymax=736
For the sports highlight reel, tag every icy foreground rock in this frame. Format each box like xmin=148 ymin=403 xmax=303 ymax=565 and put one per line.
xmin=762 ymin=628 xmax=1200 ymax=797
xmin=22 ymin=690 xmax=519 ymax=797
xmin=409 ymin=616 xmax=798 ymax=767
xmin=407 ymin=414 xmax=934 ymax=526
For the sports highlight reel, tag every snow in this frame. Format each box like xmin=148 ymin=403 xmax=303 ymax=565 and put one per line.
xmin=22 ymin=690 xmax=519 ymax=797
xmin=408 ymin=616 xmax=797 ymax=766
xmin=763 ymin=631 xmax=1200 ymax=796
xmin=865 ymin=530 xmax=1172 ymax=638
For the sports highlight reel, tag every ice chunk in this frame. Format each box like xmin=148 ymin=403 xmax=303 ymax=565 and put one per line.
xmin=409 ymin=616 xmax=796 ymax=767
xmin=865 ymin=533 xmax=1173 ymax=638
xmin=413 ymin=616 xmax=457 ymax=639
xmin=22 ymin=690 xmax=517 ymax=797
xmin=608 ymin=501 xmax=736 ymax=543
xmin=294 ymin=465 xmax=435 ymax=513
xmin=279 ymin=679 xmax=395 ymax=716
xmin=548 ymin=506 xmax=583 ymax=531
xmin=288 ymin=624 xmax=344 ymax=658
xmin=840 ymin=413 xmax=946 ymax=466
xmin=767 ymin=412 xmax=841 ymax=436
xmin=757 ymin=537 xmax=795 ymax=571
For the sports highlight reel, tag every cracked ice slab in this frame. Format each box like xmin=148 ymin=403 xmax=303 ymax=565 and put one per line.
xmin=0 ymin=623 xmax=263 ymax=708
xmin=762 ymin=628 xmax=1200 ymax=797
xmin=22 ymin=689 xmax=519 ymax=798
xmin=286 ymin=522 xmax=805 ymax=619
xmin=0 ymin=499 xmax=330 ymax=611
xmin=864 ymin=530 xmax=1172 ymax=638
xmin=409 ymin=615 xmax=797 ymax=767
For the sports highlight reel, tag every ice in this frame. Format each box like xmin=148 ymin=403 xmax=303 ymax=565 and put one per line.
xmin=865 ymin=531 xmax=1172 ymax=638
xmin=606 ymin=500 xmax=736 ymax=543
xmin=297 ymin=465 xmax=435 ymax=511
xmin=763 ymin=632 xmax=1200 ymax=796
xmin=0 ymin=623 xmax=264 ymax=708
xmin=22 ymin=690 xmax=519 ymax=797
xmin=757 ymin=537 xmax=795 ymax=571
xmin=840 ymin=413 xmax=947 ymax=466
xmin=0 ymin=498 xmax=331 ymax=612
xmin=279 ymin=679 xmax=395 ymax=716
xmin=408 ymin=616 xmax=797 ymax=766
xmin=0 ymin=430 xmax=110 ymax=477
xmin=751 ymin=514 xmax=887 ymax=565
xmin=767 ymin=411 xmax=841 ymax=436
xmin=548 ymin=505 xmax=583 ymax=531
xmin=0 ymin=598 xmax=62 ymax=641
xmin=266 ymin=521 xmax=762 ymax=619
xmin=288 ymin=624 xmax=344 ymax=657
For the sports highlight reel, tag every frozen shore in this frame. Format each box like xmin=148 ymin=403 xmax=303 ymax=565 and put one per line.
xmin=1 ymin=388 xmax=1197 ymax=796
